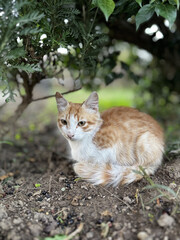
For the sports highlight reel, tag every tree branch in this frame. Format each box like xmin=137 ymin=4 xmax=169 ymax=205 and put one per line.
xmin=108 ymin=20 xmax=157 ymax=57
xmin=32 ymin=87 xmax=82 ymax=102
xmin=107 ymin=18 xmax=180 ymax=68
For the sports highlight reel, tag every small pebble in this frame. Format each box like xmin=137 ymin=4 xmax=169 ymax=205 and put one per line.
xmin=157 ymin=213 xmax=174 ymax=227
xmin=123 ymin=196 xmax=132 ymax=204
xmin=71 ymin=196 xmax=79 ymax=206
xmin=0 ymin=204 xmax=8 ymax=220
xmin=81 ymin=185 xmax=88 ymax=190
xmin=0 ymin=219 xmax=11 ymax=231
xmin=137 ymin=231 xmax=149 ymax=240
xmin=18 ymin=200 xmax=24 ymax=207
xmin=169 ymin=182 xmax=177 ymax=189
xmin=13 ymin=218 xmax=22 ymax=225
xmin=45 ymin=194 xmax=51 ymax=198
xmin=86 ymin=232 xmax=94 ymax=239
xmin=29 ymin=224 xmax=42 ymax=237
xmin=37 ymin=197 xmax=44 ymax=201
xmin=121 ymin=208 xmax=127 ymax=213
xmin=68 ymin=219 xmax=74 ymax=225
xmin=41 ymin=190 xmax=48 ymax=195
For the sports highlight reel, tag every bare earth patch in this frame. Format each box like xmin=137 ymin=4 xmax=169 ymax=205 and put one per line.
xmin=0 ymin=126 xmax=180 ymax=240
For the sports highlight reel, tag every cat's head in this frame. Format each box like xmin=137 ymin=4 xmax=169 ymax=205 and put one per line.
xmin=55 ymin=92 xmax=102 ymax=141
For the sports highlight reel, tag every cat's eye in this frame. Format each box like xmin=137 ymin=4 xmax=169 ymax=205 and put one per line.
xmin=61 ymin=119 xmax=67 ymax=125
xmin=78 ymin=121 xmax=86 ymax=126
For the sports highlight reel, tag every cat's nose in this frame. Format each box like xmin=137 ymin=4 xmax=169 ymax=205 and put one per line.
xmin=67 ymin=133 xmax=74 ymax=139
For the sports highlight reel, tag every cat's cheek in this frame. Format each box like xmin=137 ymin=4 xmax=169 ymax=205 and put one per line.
xmin=57 ymin=125 xmax=68 ymax=139
xmin=74 ymin=129 xmax=84 ymax=139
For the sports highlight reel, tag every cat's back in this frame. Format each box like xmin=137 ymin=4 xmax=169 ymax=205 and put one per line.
xmin=100 ymin=106 xmax=164 ymax=139
xmin=101 ymin=106 xmax=139 ymax=122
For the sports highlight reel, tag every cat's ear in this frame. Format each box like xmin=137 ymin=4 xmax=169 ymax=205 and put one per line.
xmin=82 ymin=92 xmax=99 ymax=112
xmin=55 ymin=92 xmax=69 ymax=112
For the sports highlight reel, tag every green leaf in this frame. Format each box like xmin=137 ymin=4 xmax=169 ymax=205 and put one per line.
xmin=136 ymin=0 xmax=142 ymax=7
xmin=11 ymin=63 xmax=42 ymax=73
xmin=135 ymin=4 xmax=155 ymax=30
xmin=20 ymin=27 xmax=42 ymax=36
xmin=35 ymin=183 xmax=41 ymax=188
xmin=169 ymin=0 xmax=179 ymax=9
xmin=44 ymin=235 xmax=67 ymax=240
xmin=74 ymin=177 xmax=82 ymax=182
xmin=2 ymin=80 xmax=17 ymax=102
xmin=132 ymin=169 xmax=143 ymax=175
xmin=176 ymin=0 xmax=179 ymax=9
xmin=97 ymin=0 xmax=115 ymax=21
xmin=121 ymin=61 xmax=129 ymax=71
xmin=5 ymin=48 xmax=26 ymax=60
xmin=147 ymin=194 xmax=164 ymax=204
xmin=15 ymin=12 xmax=44 ymax=25
xmin=92 ymin=0 xmax=98 ymax=6
xmin=0 ymin=141 xmax=13 ymax=146
xmin=15 ymin=133 xmax=21 ymax=140
xmin=105 ymin=72 xmax=123 ymax=85
xmin=155 ymin=3 xmax=177 ymax=27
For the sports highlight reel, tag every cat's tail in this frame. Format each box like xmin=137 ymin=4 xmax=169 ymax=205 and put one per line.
xmin=74 ymin=162 xmax=158 ymax=186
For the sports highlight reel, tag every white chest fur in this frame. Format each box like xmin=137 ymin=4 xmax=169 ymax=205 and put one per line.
xmin=68 ymin=137 xmax=117 ymax=164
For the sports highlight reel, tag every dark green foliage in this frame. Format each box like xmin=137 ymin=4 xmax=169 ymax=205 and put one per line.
xmin=0 ymin=0 xmax=117 ymax=102
xmin=135 ymin=0 xmax=178 ymax=29
xmin=92 ymin=0 xmax=115 ymax=21
xmin=136 ymin=4 xmax=155 ymax=29
xmin=0 ymin=0 xmax=44 ymax=101
xmin=0 ymin=0 xmax=180 ymax=103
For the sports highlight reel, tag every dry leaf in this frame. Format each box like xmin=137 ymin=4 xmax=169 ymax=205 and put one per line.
xmin=101 ymin=210 xmax=112 ymax=216
xmin=101 ymin=222 xmax=109 ymax=238
xmin=0 ymin=172 xmax=14 ymax=181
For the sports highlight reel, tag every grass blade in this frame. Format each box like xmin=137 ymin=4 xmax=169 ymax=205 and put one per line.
xmin=146 ymin=194 xmax=164 ymax=204
xmin=143 ymin=184 xmax=176 ymax=197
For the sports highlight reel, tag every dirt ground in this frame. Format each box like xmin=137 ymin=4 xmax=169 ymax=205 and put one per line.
xmin=0 ymin=124 xmax=180 ymax=240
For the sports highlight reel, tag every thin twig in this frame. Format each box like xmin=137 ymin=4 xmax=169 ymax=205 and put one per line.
xmin=32 ymin=87 xmax=82 ymax=102
xmin=100 ymin=186 xmax=135 ymax=212
xmin=82 ymin=4 xmax=86 ymax=22
xmin=64 ymin=223 xmax=84 ymax=240
xmin=88 ymin=7 xmax=98 ymax=35
xmin=139 ymin=194 xmax=145 ymax=212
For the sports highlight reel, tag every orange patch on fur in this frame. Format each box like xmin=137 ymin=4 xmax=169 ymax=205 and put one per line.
xmin=101 ymin=164 xmax=112 ymax=185
xmin=120 ymin=168 xmax=142 ymax=185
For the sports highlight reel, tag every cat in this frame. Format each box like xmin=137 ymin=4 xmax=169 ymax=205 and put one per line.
xmin=55 ymin=91 xmax=164 ymax=186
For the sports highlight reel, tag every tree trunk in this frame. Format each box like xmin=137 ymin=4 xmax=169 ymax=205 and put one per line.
xmin=0 ymin=97 xmax=32 ymax=139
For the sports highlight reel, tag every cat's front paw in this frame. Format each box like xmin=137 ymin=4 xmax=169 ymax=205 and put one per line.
xmin=73 ymin=162 xmax=108 ymax=185
xmin=73 ymin=162 xmax=92 ymax=179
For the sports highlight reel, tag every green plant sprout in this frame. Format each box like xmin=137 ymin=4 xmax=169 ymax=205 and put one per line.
xmin=0 ymin=141 xmax=13 ymax=146
xmin=134 ymin=166 xmax=180 ymax=216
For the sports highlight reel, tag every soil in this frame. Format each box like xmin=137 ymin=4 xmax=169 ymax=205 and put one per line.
xmin=0 ymin=124 xmax=180 ymax=240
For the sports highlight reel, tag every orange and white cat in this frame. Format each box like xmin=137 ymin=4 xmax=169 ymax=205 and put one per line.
xmin=55 ymin=92 xmax=164 ymax=186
